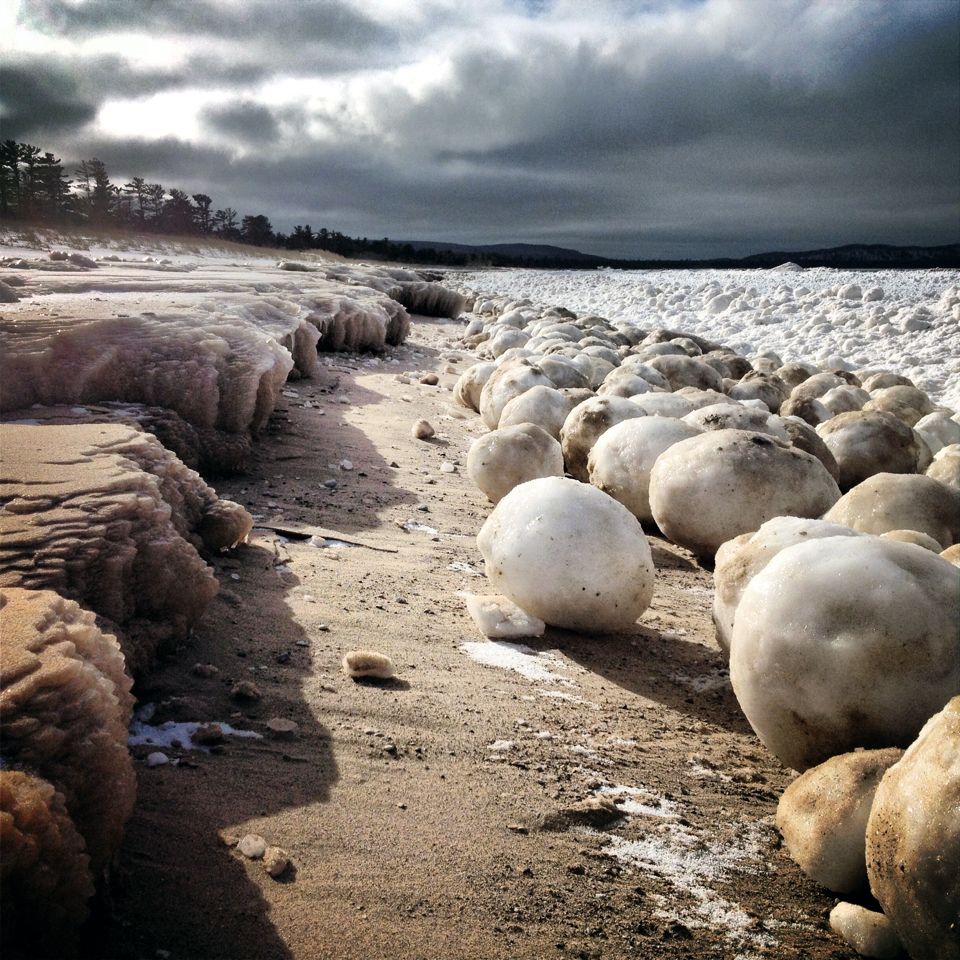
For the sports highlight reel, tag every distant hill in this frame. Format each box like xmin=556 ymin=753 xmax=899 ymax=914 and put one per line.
xmin=398 ymin=239 xmax=960 ymax=270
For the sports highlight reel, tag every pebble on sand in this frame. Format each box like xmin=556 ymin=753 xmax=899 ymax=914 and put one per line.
xmin=238 ymin=834 xmax=268 ymax=859
xmin=263 ymin=846 xmax=291 ymax=878
xmin=266 ymin=717 xmax=299 ymax=740
xmin=146 ymin=751 xmax=169 ymax=767
xmin=412 ymin=419 xmax=435 ymax=440
xmin=230 ymin=680 xmax=263 ymax=702
xmin=342 ymin=650 xmax=396 ymax=680
xmin=420 ymin=373 xmax=440 ymax=385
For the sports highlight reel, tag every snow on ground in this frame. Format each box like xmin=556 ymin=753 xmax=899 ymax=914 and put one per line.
xmin=454 ymin=266 xmax=960 ymax=409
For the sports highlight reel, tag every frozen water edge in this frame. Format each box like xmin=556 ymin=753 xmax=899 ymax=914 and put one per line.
xmin=129 ymin=703 xmax=262 ymax=751
xmin=454 ymin=266 xmax=960 ymax=409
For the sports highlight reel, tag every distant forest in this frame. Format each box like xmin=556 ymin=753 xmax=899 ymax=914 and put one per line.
xmin=2 ymin=140 xmax=957 ymax=270
xmin=0 ymin=139 xmax=508 ymax=265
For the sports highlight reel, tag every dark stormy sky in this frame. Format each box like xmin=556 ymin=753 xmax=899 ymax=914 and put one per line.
xmin=2 ymin=0 xmax=959 ymax=258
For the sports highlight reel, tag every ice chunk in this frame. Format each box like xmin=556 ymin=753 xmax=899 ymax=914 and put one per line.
xmin=459 ymin=592 xmax=546 ymax=639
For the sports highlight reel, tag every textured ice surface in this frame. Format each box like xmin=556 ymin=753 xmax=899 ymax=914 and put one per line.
xmin=454 ymin=269 xmax=960 ymax=408
xmin=0 ymin=587 xmax=135 ymax=876
xmin=0 ymin=423 xmax=248 ymax=674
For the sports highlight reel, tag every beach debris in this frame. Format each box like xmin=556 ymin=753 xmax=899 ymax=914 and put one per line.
xmin=342 ymin=650 xmax=396 ymax=681
xmin=412 ymin=419 xmax=435 ymax=439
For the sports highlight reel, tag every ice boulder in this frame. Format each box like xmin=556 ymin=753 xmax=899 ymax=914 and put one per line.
xmin=479 ymin=360 xmax=554 ymax=429
xmin=466 ymin=423 xmax=564 ymax=503
xmin=866 ymin=697 xmax=960 ymax=960
xmin=863 ymin=385 xmax=934 ymax=427
xmin=646 ymin=354 xmax=724 ymax=392
xmin=560 ymin=396 xmax=645 ymax=481
xmin=453 ymin=362 xmax=497 ymax=413
xmin=712 ymin=517 xmax=861 ymax=654
xmin=927 ymin=443 xmax=960 ymax=490
xmin=648 ymin=430 xmax=840 ymax=556
xmin=817 ymin=410 xmax=926 ymax=490
xmin=682 ymin=403 xmax=789 ymax=440
xmin=824 ymin=473 xmax=960 ymax=549
xmin=477 ymin=477 xmax=655 ymax=633
xmin=587 ymin=417 xmax=702 ymax=523
xmin=914 ymin=411 xmax=960 ymax=455
xmin=730 ymin=536 xmax=960 ymax=771
xmin=776 ymin=748 xmax=902 ymax=893
xmin=498 ymin=385 xmax=586 ymax=440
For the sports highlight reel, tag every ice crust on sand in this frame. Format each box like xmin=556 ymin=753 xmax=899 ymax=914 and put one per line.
xmin=866 ymin=696 xmax=960 ymax=960
xmin=477 ymin=477 xmax=655 ymax=633
xmin=0 ymin=768 xmax=95 ymax=953
xmin=0 ymin=588 xmax=135 ymax=880
xmin=0 ymin=423 xmax=249 ymax=674
xmin=730 ymin=536 xmax=960 ymax=771
xmin=459 ymin=592 xmax=546 ymax=639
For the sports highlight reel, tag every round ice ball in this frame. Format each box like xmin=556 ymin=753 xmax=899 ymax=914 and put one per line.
xmin=824 ymin=472 xmax=960 ymax=549
xmin=866 ymin=697 xmax=960 ymax=960
xmin=479 ymin=359 xmax=553 ymax=429
xmin=682 ymin=403 xmax=789 ymax=440
xmin=927 ymin=443 xmax=960 ymax=491
xmin=476 ymin=477 xmax=655 ymax=633
xmin=560 ymin=396 xmax=644 ymax=481
xmin=647 ymin=354 xmax=724 ymax=392
xmin=730 ymin=536 xmax=960 ymax=771
xmin=817 ymin=410 xmax=926 ymax=491
xmin=498 ymin=385 xmax=578 ymax=440
xmin=467 ymin=423 xmax=564 ymax=504
xmin=863 ymin=385 xmax=934 ymax=427
xmin=629 ymin=393 xmax=695 ymax=419
xmin=587 ymin=416 xmax=702 ymax=523
xmin=453 ymin=362 xmax=496 ymax=413
xmin=712 ymin=517 xmax=860 ymax=655
xmin=777 ymin=748 xmax=903 ymax=893
xmin=648 ymin=430 xmax=841 ymax=557
xmin=914 ymin=411 xmax=960 ymax=456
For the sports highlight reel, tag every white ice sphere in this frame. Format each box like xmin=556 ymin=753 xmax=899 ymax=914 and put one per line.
xmin=649 ymin=430 xmax=840 ymax=556
xmin=453 ymin=362 xmax=496 ymax=413
xmin=674 ymin=387 xmax=734 ymax=410
xmin=597 ymin=373 xmax=654 ymax=398
xmin=861 ymin=372 xmax=914 ymax=392
xmin=838 ymin=283 xmax=863 ymax=301
xmin=489 ymin=327 xmax=530 ymax=358
xmin=914 ymin=411 xmax=960 ymax=456
xmin=479 ymin=360 xmax=554 ymax=429
xmin=866 ymin=697 xmax=960 ymax=960
xmin=730 ymin=536 xmax=960 ymax=771
xmin=682 ymin=403 xmax=789 ymax=441
xmin=498 ymin=385 xmax=580 ymax=440
xmin=537 ymin=356 xmax=591 ymax=390
xmin=780 ymin=395 xmax=831 ymax=426
xmin=459 ymin=592 xmax=546 ymax=639
xmin=777 ymin=748 xmax=903 ymax=893
xmin=560 ymin=396 xmax=644 ymax=481
xmin=820 ymin=385 xmax=870 ymax=416
xmin=927 ymin=443 xmax=960 ymax=491
xmin=712 ymin=517 xmax=861 ymax=655
xmin=863 ymin=287 xmax=885 ymax=302
xmin=466 ymin=423 xmax=564 ymax=504
xmin=881 ymin=529 xmax=944 ymax=552
xmin=477 ymin=477 xmax=655 ymax=633
xmin=629 ymin=393 xmax=695 ymax=418
xmin=587 ymin=416 xmax=702 ymax=523
xmin=791 ymin=372 xmax=845 ymax=402
xmin=824 ymin=472 xmax=960 ymax=548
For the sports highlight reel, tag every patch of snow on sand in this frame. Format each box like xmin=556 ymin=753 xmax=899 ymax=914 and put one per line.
xmin=455 ymin=267 xmax=960 ymax=409
xmin=460 ymin=639 xmax=576 ymax=685
xmin=600 ymin=809 xmax=778 ymax=956
xmin=129 ymin=704 xmax=262 ymax=751
xmin=669 ymin=668 xmax=731 ymax=693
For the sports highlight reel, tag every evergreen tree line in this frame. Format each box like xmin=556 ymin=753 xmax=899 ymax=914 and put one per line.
xmin=0 ymin=139 xmax=496 ymax=264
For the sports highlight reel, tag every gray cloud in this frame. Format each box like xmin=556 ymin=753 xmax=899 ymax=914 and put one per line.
xmin=9 ymin=0 xmax=960 ymax=258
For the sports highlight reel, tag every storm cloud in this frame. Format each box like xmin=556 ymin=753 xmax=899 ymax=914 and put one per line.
xmin=5 ymin=0 xmax=959 ymax=257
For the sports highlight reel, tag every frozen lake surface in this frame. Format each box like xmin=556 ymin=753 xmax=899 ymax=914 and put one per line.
xmin=454 ymin=266 xmax=960 ymax=410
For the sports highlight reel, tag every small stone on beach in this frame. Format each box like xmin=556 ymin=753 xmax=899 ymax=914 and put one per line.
xmin=238 ymin=834 xmax=268 ymax=859
xmin=412 ymin=420 xmax=435 ymax=440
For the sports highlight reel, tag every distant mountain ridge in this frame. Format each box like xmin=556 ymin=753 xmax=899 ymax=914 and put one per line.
xmin=398 ymin=239 xmax=960 ymax=269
